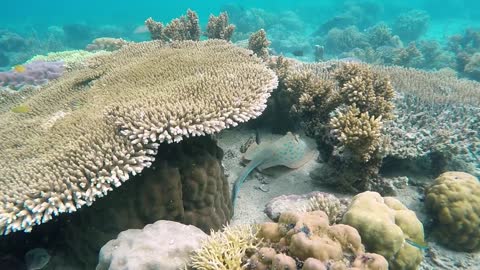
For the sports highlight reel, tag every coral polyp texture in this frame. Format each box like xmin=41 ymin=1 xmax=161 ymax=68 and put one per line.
xmin=342 ymin=192 xmax=425 ymax=270
xmin=0 ymin=39 xmax=278 ymax=235
xmin=425 ymin=171 xmax=480 ymax=251
xmin=145 ymin=9 xmax=200 ymax=42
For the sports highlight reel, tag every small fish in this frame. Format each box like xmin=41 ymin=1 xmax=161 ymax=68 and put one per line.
xmin=405 ymin=238 xmax=429 ymax=251
xmin=231 ymin=132 xmax=317 ymax=207
xmin=13 ymin=65 xmax=26 ymax=73
xmin=11 ymin=104 xmax=32 ymax=113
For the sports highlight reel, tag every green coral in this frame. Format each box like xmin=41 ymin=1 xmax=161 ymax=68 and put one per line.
xmin=342 ymin=191 xmax=425 ymax=270
xmin=425 ymin=171 xmax=480 ymax=251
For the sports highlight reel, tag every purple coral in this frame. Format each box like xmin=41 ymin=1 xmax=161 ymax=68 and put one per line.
xmin=0 ymin=61 xmax=64 ymax=90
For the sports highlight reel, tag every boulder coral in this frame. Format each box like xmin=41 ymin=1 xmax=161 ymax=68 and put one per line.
xmin=96 ymin=220 xmax=207 ymax=270
xmin=0 ymin=39 xmax=278 ymax=235
xmin=248 ymin=211 xmax=388 ymax=270
xmin=342 ymin=192 xmax=425 ymax=270
xmin=425 ymin=171 xmax=480 ymax=251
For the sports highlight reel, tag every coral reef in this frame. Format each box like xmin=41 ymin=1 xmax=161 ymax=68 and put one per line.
xmin=392 ymin=10 xmax=430 ymax=42
xmin=342 ymin=192 xmax=425 ymax=270
xmin=97 ymin=220 xmax=208 ymax=270
xmin=248 ymin=29 xmax=270 ymax=60
xmin=0 ymin=61 xmax=64 ymax=90
xmin=27 ymin=50 xmax=110 ymax=70
xmin=206 ymin=12 xmax=236 ymax=41
xmin=425 ymin=171 xmax=480 ymax=251
xmin=86 ymin=37 xmax=131 ymax=52
xmin=0 ymin=40 xmax=277 ymax=235
xmin=188 ymin=224 xmax=259 ymax=270
xmin=248 ymin=211 xmax=388 ymax=270
xmin=264 ymin=192 xmax=350 ymax=224
xmin=145 ymin=9 xmax=200 ymax=41
xmin=58 ymin=136 xmax=232 ymax=269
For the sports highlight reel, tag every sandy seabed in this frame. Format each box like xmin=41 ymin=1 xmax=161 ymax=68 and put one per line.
xmin=217 ymin=127 xmax=480 ymax=270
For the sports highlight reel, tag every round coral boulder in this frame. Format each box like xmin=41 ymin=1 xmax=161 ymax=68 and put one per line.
xmin=425 ymin=171 xmax=480 ymax=251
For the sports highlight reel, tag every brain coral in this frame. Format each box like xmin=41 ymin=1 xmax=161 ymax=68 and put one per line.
xmin=342 ymin=192 xmax=424 ymax=270
xmin=0 ymin=39 xmax=278 ymax=235
xmin=425 ymin=171 xmax=480 ymax=251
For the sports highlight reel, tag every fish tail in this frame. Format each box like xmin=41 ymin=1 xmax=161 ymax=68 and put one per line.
xmin=232 ymin=159 xmax=263 ymax=208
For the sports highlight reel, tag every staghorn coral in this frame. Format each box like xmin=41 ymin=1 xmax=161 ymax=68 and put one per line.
xmin=342 ymin=192 xmax=425 ymax=270
xmin=188 ymin=224 xmax=260 ymax=270
xmin=0 ymin=40 xmax=278 ymax=235
xmin=206 ymin=12 xmax=236 ymax=41
xmin=248 ymin=29 xmax=270 ymax=60
xmin=86 ymin=37 xmax=131 ymax=52
xmin=145 ymin=9 xmax=201 ymax=42
xmin=425 ymin=172 xmax=480 ymax=251
xmin=247 ymin=211 xmax=388 ymax=270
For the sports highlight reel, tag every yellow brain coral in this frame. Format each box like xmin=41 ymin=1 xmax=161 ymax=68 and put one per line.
xmin=425 ymin=171 xmax=480 ymax=251
xmin=342 ymin=192 xmax=424 ymax=270
xmin=0 ymin=40 xmax=278 ymax=235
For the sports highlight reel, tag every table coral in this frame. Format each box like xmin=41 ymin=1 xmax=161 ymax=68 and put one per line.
xmin=0 ymin=40 xmax=277 ymax=235
xmin=425 ymin=171 xmax=480 ymax=251
xmin=342 ymin=192 xmax=424 ymax=270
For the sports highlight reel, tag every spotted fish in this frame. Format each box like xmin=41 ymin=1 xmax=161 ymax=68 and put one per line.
xmin=231 ymin=132 xmax=317 ymax=207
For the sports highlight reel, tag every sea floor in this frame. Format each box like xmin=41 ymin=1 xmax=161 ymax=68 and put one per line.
xmin=217 ymin=126 xmax=480 ymax=270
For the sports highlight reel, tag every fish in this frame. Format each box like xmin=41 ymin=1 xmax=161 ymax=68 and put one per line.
xmin=405 ymin=238 xmax=429 ymax=251
xmin=11 ymin=104 xmax=31 ymax=113
xmin=231 ymin=132 xmax=317 ymax=207
xmin=13 ymin=64 xmax=26 ymax=73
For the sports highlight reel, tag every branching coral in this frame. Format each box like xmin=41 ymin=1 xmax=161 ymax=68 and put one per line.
xmin=330 ymin=105 xmax=383 ymax=162
xmin=248 ymin=29 xmax=270 ymax=60
xmin=145 ymin=9 xmax=200 ymax=41
xmin=206 ymin=12 xmax=236 ymax=41
xmin=188 ymin=224 xmax=260 ymax=270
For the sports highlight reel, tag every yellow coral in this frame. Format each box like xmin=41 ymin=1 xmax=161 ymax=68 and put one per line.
xmin=330 ymin=105 xmax=383 ymax=162
xmin=425 ymin=171 xmax=480 ymax=251
xmin=342 ymin=192 xmax=424 ymax=270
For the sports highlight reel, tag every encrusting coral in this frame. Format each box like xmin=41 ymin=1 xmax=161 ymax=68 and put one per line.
xmin=342 ymin=192 xmax=425 ymax=270
xmin=425 ymin=171 xmax=480 ymax=251
xmin=0 ymin=39 xmax=278 ymax=235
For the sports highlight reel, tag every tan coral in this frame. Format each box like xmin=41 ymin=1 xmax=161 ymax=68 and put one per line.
xmin=0 ymin=40 xmax=277 ymax=235
xmin=206 ymin=12 xmax=235 ymax=41
xmin=145 ymin=9 xmax=200 ymax=41
xmin=248 ymin=29 xmax=271 ymax=60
